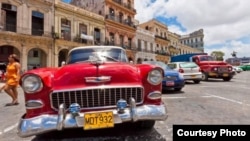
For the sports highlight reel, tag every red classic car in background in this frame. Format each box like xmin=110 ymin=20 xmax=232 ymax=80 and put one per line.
xmin=17 ymin=46 xmax=168 ymax=137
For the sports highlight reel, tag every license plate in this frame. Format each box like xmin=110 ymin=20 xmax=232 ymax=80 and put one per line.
xmin=223 ymin=73 xmax=229 ymax=77
xmin=84 ymin=111 xmax=114 ymax=130
xmin=166 ymin=81 xmax=175 ymax=86
xmin=191 ymin=75 xmax=196 ymax=78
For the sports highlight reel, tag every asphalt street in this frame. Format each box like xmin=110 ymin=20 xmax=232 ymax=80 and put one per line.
xmin=0 ymin=71 xmax=249 ymax=141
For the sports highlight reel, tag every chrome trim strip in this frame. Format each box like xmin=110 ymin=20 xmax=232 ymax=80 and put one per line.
xmin=85 ymin=76 xmax=111 ymax=83
xmin=147 ymin=91 xmax=162 ymax=100
xmin=25 ymin=100 xmax=44 ymax=110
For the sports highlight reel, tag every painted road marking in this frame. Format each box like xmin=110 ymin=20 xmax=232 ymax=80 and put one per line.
xmin=206 ymin=94 xmax=250 ymax=107
xmin=0 ymin=123 xmax=18 ymax=136
xmin=162 ymin=95 xmax=214 ymax=99
xmin=162 ymin=94 xmax=250 ymax=106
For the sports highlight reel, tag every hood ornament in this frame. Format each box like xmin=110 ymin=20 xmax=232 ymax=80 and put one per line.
xmin=85 ymin=76 xmax=111 ymax=83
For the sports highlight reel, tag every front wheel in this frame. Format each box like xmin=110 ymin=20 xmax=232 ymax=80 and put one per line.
xmin=193 ymin=80 xmax=201 ymax=84
xmin=223 ymin=77 xmax=232 ymax=81
xmin=202 ymin=72 xmax=208 ymax=81
xmin=174 ymin=88 xmax=182 ymax=91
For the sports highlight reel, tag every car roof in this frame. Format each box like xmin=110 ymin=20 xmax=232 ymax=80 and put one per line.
xmin=169 ymin=62 xmax=194 ymax=64
xmin=69 ymin=46 xmax=125 ymax=53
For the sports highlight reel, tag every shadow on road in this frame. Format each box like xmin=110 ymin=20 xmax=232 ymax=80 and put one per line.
xmin=30 ymin=122 xmax=166 ymax=141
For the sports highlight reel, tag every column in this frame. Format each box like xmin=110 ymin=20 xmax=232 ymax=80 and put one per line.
xmin=21 ymin=45 xmax=27 ymax=72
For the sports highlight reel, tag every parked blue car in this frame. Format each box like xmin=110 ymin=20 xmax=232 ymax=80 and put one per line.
xmin=142 ymin=61 xmax=185 ymax=92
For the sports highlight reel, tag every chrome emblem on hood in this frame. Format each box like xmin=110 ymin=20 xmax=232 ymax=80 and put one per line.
xmin=85 ymin=76 xmax=111 ymax=83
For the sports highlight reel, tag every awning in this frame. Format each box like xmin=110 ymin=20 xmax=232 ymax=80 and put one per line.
xmin=81 ymin=34 xmax=94 ymax=41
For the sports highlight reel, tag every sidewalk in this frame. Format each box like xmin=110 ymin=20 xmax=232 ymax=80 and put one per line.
xmin=0 ymin=82 xmax=4 ymax=87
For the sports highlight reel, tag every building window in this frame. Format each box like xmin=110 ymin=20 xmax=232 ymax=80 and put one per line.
xmin=79 ymin=23 xmax=87 ymax=43
xmin=109 ymin=32 xmax=115 ymax=45
xmin=138 ymin=39 xmax=141 ymax=50
xmin=94 ymin=28 xmax=101 ymax=45
xmin=32 ymin=11 xmax=44 ymax=36
xmin=150 ymin=43 xmax=153 ymax=52
xmin=144 ymin=41 xmax=147 ymax=51
xmin=128 ymin=38 xmax=132 ymax=48
xmin=1 ymin=3 xmax=17 ymax=32
xmin=119 ymin=12 xmax=123 ymax=23
xmin=61 ymin=19 xmax=71 ymax=41
xmin=119 ymin=35 xmax=124 ymax=47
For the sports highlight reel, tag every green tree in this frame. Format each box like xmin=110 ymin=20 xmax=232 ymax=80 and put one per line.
xmin=210 ymin=51 xmax=225 ymax=61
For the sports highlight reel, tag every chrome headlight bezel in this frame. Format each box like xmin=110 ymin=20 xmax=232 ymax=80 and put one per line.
xmin=147 ymin=69 xmax=163 ymax=85
xmin=21 ymin=74 xmax=43 ymax=94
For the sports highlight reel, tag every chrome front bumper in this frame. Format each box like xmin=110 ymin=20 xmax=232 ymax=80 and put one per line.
xmin=17 ymin=98 xmax=168 ymax=137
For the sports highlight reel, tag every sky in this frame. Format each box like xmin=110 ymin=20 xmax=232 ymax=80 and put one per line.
xmin=62 ymin=0 xmax=250 ymax=59
xmin=134 ymin=0 xmax=250 ymax=59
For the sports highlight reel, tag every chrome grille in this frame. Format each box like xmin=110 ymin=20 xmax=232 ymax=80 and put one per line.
xmin=218 ymin=67 xmax=228 ymax=73
xmin=50 ymin=87 xmax=143 ymax=110
xmin=163 ymin=76 xmax=177 ymax=81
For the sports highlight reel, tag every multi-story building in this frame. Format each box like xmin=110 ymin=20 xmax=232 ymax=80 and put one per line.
xmin=179 ymin=29 xmax=204 ymax=52
xmin=135 ymin=27 xmax=156 ymax=63
xmin=168 ymin=32 xmax=182 ymax=56
xmin=71 ymin=0 xmax=137 ymax=60
xmin=138 ymin=19 xmax=170 ymax=63
xmin=0 ymin=0 xmax=54 ymax=71
xmin=0 ymin=0 xmax=105 ymax=71
xmin=54 ymin=0 xmax=105 ymax=66
xmin=168 ymin=31 xmax=203 ymax=55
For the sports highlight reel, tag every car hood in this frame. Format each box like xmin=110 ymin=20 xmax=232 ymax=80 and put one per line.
xmin=52 ymin=63 xmax=141 ymax=89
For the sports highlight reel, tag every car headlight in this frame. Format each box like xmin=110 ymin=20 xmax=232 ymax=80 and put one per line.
xmin=22 ymin=75 xmax=43 ymax=94
xmin=147 ymin=69 xmax=163 ymax=85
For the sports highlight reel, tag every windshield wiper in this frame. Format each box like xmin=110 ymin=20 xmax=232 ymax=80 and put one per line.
xmin=74 ymin=60 xmax=90 ymax=63
xmin=101 ymin=55 xmax=119 ymax=62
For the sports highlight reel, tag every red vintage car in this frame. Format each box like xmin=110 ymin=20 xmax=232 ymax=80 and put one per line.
xmin=17 ymin=46 xmax=168 ymax=137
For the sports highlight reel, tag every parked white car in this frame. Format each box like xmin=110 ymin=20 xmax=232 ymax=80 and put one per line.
xmin=168 ymin=62 xmax=202 ymax=84
xmin=233 ymin=66 xmax=243 ymax=73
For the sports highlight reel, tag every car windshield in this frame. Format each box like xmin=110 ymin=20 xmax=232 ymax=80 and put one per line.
xmin=142 ymin=61 xmax=172 ymax=70
xmin=67 ymin=47 xmax=128 ymax=64
xmin=180 ymin=62 xmax=198 ymax=68
xmin=199 ymin=56 xmax=214 ymax=61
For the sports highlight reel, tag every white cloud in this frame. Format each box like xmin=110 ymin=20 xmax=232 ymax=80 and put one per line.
xmin=134 ymin=0 xmax=250 ymax=59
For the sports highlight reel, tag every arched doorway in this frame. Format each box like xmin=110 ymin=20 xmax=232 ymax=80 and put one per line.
xmin=27 ymin=48 xmax=47 ymax=70
xmin=0 ymin=45 xmax=20 ymax=63
xmin=137 ymin=58 xmax=142 ymax=64
xmin=58 ymin=49 xmax=69 ymax=67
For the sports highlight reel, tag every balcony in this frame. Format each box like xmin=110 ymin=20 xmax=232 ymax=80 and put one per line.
xmin=155 ymin=50 xmax=170 ymax=56
xmin=112 ymin=0 xmax=137 ymax=13
xmin=0 ymin=24 xmax=51 ymax=37
xmin=155 ymin=35 xmax=170 ymax=41
xmin=54 ymin=33 xmax=103 ymax=45
xmin=0 ymin=24 xmax=16 ymax=32
xmin=105 ymin=15 xmax=136 ymax=28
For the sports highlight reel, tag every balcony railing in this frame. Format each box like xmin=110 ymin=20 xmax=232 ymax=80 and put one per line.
xmin=155 ymin=35 xmax=170 ymax=41
xmin=105 ymin=15 xmax=136 ymax=28
xmin=155 ymin=50 xmax=170 ymax=56
xmin=0 ymin=24 xmax=52 ymax=37
xmin=112 ymin=0 xmax=137 ymax=13
xmin=54 ymin=33 xmax=104 ymax=45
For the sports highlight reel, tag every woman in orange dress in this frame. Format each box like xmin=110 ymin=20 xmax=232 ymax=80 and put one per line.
xmin=4 ymin=54 xmax=21 ymax=106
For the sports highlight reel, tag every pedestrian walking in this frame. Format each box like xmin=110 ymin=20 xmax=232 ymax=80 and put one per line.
xmin=3 ymin=54 xmax=21 ymax=106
